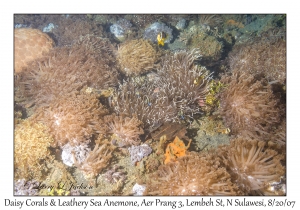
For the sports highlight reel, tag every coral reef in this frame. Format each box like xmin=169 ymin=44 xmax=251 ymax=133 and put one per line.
xmin=75 ymin=138 xmax=116 ymax=179
xmin=14 ymin=118 xmax=54 ymax=180
xmin=14 ymin=28 xmax=54 ymax=73
xmin=144 ymin=22 xmax=173 ymax=44
xmin=13 ymin=14 xmax=286 ymax=196
xmin=16 ymin=35 xmax=119 ymax=110
xmin=103 ymin=114 xmax=144 ymax=147
xmin=128 ymin=144 xmax=152 ymax=165
xmin=218 ymin=70 xmax=281 ymax=140
xmin=14 ymin=15 xmax=106 ymax=47
xmin=229 ymin=36 xmax=286 ymax=84
xmin=116 ymin=39 xmax=161 ymax=76
xmin=145 ymin=152 xmax=240 ymax=195
xmin=50 ymin=15 xmax=105 ymax=47
xmin=217 ymin=138 xmax=285 ymax=195
xmin=33 ymin=92 xmax=108 ymax=147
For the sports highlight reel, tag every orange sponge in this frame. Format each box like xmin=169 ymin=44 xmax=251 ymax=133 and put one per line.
xmin=164 ymin=136 xmax=191 ymax=164
xmin=14 ymin=28 xmax=54 ymax=73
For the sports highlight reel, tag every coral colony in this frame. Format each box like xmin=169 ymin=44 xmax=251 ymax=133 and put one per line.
xmin=14 ymin=14 xmax=286 ymax=195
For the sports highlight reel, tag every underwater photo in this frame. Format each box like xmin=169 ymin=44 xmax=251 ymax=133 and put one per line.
xmin=14 ymin=14 xmax=286 ymax=196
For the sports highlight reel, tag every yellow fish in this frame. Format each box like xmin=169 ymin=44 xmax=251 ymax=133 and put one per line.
xmin=193 ymin=75 xmax=205 ymax=85
xmin=157 ymin=31 xmax=167 ymax=46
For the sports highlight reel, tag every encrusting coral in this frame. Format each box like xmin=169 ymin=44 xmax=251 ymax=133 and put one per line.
xmin=14 ymin=118 xmax=54 ymax=180
xmin=15 ymin=35 xmax=119 ymax=110
xmin=217 ymin=138 xmax=285 ymax=195
xmin=218 ymin=70 xmax=281 ymax=140
xmin=116 ymin=39 xmax=161 ymax=76
xmin=145 ymin=152 xmax=240 ymax=195
xmin=14 ymin=28 xmax=54 ymax=73
xmin=33 ymin=92 xmax=108 ymax=147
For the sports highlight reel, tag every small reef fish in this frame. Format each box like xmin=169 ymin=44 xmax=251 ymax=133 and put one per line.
xmin=157 ymin=31 xmax=167 ymax=46
xmin=193 ymin=75 xmax=205 ymax=86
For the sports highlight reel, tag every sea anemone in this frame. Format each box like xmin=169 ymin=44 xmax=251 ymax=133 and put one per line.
xmin=217 ymin=138 xmax=285 ymax=195
xmin=16 ymin=35 xmax=119 ymax=110
xmin=228 ymin=35 xmax=286 ymax=84
xmin=74 ymin=138 xmax=115 ymax=179
xmin=144 ymin=152 xmax=240 ymax=195
xmin=113 ymin=80 xmax=177 ymax=132
xmin=218 ymin=70 xmax=281 ymax=140
xmin=103 ymin=114 xmax=144 ymax=147
xmin=153 ymin=49 xmax=211 ymax=121
xmin=33 ymin=92 xmax=108 ymax=147
xmin=114 ymin=49 xmax=211 ymax=131
xmin=116 ymin=39 xmax=161 ymax=76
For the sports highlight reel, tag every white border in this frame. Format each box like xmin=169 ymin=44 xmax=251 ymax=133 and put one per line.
xmin=1 ymin=1 xmax=299 ymax=209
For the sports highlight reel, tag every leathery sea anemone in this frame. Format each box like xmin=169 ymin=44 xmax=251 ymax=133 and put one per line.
xmin=33 ymin=92 xmax=108 ymax=147
xmin=74 ymin=137 xmax=116 ymax=179
xmin=217 ymin=138 xmax=285 ymax=195
xmin=152 ymin=49 xmax=211 ymax=121
xmin=144 ymin=152 xmax=240 ymax=195
xmin=15 ymin=35 xmax=119 ymax=110
xmin=113 ymin=80 xmax=177 ymax=132
xmin=219 ymin=70 xmax=281 ymax=140
xmin=103 ymin=114 xmax=144 ymax=147
xmin=229 ymin=34 xmax=286 ymax=84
